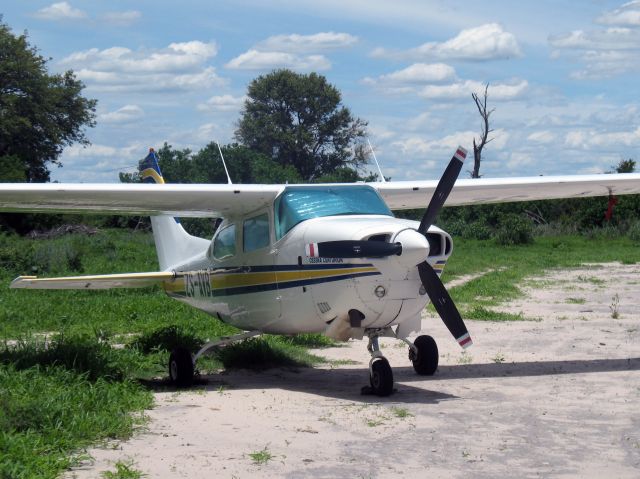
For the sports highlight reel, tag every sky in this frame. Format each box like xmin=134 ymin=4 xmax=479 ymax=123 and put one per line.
xmin=3 ymin=1 xmax=640 ymax=182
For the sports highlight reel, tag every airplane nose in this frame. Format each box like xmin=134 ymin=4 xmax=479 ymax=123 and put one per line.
xmin=393 ymin=229 xmax=430 ymax=269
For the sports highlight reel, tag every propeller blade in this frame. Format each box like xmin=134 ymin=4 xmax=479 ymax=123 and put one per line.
xmin=306 ymin=240 xmax=402 ymax=259
xmin=418 ymin=261 xmax=472 ymax=349
xmin=419 ymin=146 xmax=467 ymax=235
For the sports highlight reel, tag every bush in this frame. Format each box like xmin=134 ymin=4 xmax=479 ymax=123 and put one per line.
xmin=463 ymin=221 xmax=493 ymax=240
xmin=30 ymin=235 xmax=86 ymax=274
xmin=0 ymin=233 xmax=33 ymax=274
xmin=628 ymin=221 xmax=640 ymax=243
xmin=495 ymin=214 xmax=533 ymax=246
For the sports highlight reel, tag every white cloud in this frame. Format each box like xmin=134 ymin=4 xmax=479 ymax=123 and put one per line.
xmin=550 ymin=4 xmax=640 ymax=79
xmin=101 ymin=10 xmax=142 ymax=26
xmin=550 ymin=27 xmax=640 ymax=51
xmin=506 ymin=152 xmax=535 ymax=170
xmin=527 ymin=130 xmax=556 ymax=144
xmin=225 ymin=49 xmax=331 ymax=71
xmin=34 ymin=2 xmax=86 ymax=21
xmin=365 ymin=63 xmax=457 ymax=86
xmin=419 ymin=79 xmax=528 ymax=100
xmin=257 ymin=32 xmax=358 ymax=53
xmin=193 ymin=123 xmax=221 ymax=143
xmin=564 ymin=126 xmax=640 ymax=149
xmin=61 ymin=42 xmax=224 ymax=92
xmin=197 ymin=95 xmax=247 ymax=112
xmin=99 ymin=105 xmax=144 ymax=123
xmin=391 ymin=130 xmax=477 ymax=157
xmin=597 ymin=0 xmax=640 ymax=26
xmin=227 ymin=31 xmax=357 ymax=72
xmin=372 ymin=24 xmax=522 ymax=61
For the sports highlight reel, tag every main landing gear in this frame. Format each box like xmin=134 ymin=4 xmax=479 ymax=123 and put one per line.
xmin=168 ymin=330 xmax=261 ymax=387
xmin=362 ymin=328 xmax=439 ymax=397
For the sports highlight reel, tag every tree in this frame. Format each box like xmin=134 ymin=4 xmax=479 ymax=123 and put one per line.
xmin=235 ymin=69 xmax=368 ymax=180
xmin=612 ymin=158 xmax=636 ymax=173
xmin=0 ymin=20 xmax=96 ymax=182
xmin=471 ymin=83 xmax=494 ymax=179
xmin=119 ymin=142 xmax=303 ymax=185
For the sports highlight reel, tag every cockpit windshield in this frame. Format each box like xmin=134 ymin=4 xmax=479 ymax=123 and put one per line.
xmin=275 ymin=185 xmax=393 ymax=239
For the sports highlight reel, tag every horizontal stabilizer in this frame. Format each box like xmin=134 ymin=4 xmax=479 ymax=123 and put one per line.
xmin=11 ymin=271 xmax=177 ymax=290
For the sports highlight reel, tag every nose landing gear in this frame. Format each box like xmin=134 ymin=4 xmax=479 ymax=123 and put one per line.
xmin=361 ymin=328 xmax=440 ymax=397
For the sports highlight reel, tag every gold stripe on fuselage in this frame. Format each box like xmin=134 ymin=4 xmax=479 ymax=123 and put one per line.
xmin=162 ymin=266 xmax=379 ymax=294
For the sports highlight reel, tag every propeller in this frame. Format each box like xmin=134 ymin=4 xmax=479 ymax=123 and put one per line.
xmin=306 ymin=240 xmax=401 ymax=259
xmin=418 ymin=146 xmax=473 ymax=349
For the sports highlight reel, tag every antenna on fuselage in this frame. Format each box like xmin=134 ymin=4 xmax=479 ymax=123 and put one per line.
xmin=216 ymin=141 xmax=233 ymax=185
xmin=367 ymin=138 xmax=386 ymax=183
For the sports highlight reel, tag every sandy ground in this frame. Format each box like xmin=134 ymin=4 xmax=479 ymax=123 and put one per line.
xmin=67 ymin=262 xmax=640 ymax=478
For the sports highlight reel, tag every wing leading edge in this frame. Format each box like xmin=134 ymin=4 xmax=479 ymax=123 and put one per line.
xmin=11 ymin=271 xmax=177 ymax=290
xmin=373 ymin=173 xmax=640 ymax=210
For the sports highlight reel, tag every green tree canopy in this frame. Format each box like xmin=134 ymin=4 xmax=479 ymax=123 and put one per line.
xmin=235 ymin=69 xmax=369 ymax=181
xmin=0 ymin=20 xmax=96 ymax=182
xmin=612 ymin=158 xmax=636 ymax=173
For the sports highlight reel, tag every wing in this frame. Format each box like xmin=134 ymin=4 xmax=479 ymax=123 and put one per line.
xmin=11 ymin=271 xmax=177 ymax=290
xmin=1 ymin=174 xmax=639 ymax=217
xmin=372 ymin=173 xmax=640 ymax=210
xmin=0 ymin=183 xmax=284 ymax=217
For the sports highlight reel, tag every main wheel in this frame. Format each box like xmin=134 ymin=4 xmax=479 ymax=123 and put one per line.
xmin=411 ymin=335 xmax=439 ymax=375
xmin=370 ymin=357 xmax=394 ymax=397
xmin=169 ymin=347 xmax=194 ymax=387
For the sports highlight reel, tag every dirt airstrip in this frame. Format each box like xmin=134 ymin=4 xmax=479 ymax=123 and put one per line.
xmin=67 ymin=263 xmax=640 ymax=478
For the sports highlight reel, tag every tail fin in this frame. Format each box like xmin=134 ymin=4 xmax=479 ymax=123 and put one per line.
xmin=140 ymin=149 xmax=210 ymax=270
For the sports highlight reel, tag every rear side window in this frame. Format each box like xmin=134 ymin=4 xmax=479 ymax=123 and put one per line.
xmin=213 ymin=224 xmax=236 ymax=259
xmin=243 ymin=213 xmax=270 ymax=252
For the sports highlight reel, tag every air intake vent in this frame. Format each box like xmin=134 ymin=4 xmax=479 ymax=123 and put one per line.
xmin=367 ymin=234 xmax=390 ymax=242
xmin=426 ymin=233 xmax=443 ymax=256
xmin=317 ymin=302 xmax=332 ymax=314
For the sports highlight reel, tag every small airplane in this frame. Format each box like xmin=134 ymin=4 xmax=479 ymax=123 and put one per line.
xmin=1 ymin=146 xmax=640 ymax=396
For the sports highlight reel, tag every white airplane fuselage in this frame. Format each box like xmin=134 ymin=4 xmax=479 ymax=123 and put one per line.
xmin=162 ymin=212 xmax=452 ymax=341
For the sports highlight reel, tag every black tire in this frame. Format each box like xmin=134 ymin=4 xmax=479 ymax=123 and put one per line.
xmin=411 ymin=335 xmax=439 ymax=375
xmin=169 ymin=347 xmax=194 ymax=387
xmin=370 ymin=357 xmax=394 ymax=397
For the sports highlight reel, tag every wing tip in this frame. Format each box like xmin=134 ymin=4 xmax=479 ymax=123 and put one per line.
xmin=10 ymin=276 xmax=37 ymax=289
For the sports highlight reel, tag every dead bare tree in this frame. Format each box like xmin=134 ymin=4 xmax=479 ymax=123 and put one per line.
xmin=471 ymin=83 xmax=494 ymax=178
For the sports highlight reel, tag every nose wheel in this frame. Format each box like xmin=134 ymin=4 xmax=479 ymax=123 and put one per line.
xmin=361 ymin=329 xmax=396 ymax=396
xmin=369 ymin=357 xmax=394 ymax=396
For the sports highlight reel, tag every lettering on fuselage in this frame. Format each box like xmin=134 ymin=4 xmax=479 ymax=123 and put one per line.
xmin=308 ymin=257 xmax=344 ymax=264
xmin=185 ymin=270 xmax=212 ymax=298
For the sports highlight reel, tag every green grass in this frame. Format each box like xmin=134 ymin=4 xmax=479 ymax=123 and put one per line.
xmin=565 ymin=297 xmax=586 ymax=304
xmin=0 ymin=363 xmax=152 ymax=479
xmin=390 ymin=406 xmax=413 ymax=419
xmin=442 ymin=236 xmax=640 ymax=319
xmin=248 ymin=447 xmax=274 ymax=465
xmin=102 ymin=460 xmax=145 ymax=479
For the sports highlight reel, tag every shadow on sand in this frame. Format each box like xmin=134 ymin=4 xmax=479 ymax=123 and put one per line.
xmin=140 ymin=356 xmax=640 ymax=404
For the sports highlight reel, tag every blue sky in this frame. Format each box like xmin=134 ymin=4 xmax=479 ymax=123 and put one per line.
xmin=3 ymin=1 xmax=640 ymax=182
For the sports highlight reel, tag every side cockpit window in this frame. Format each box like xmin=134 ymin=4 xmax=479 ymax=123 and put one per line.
xmin=243 ymin=213 xmax=270 ymax=252
xmin=212 ymin=224 xmax=236 ymax=259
